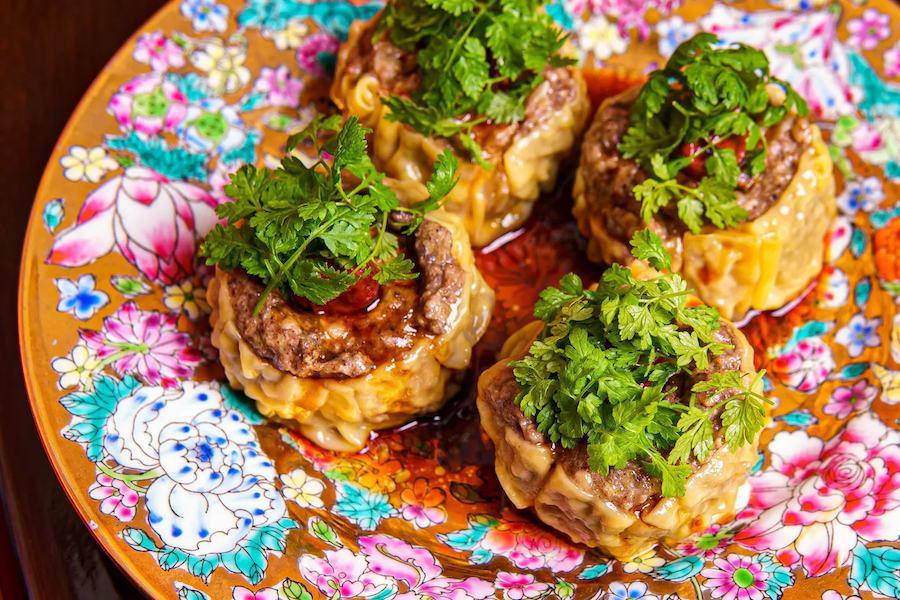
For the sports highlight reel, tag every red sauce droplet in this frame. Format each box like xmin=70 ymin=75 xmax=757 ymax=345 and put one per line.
xmin=679 ymin=135 xmax=748 ymax=179
xmin=295 ymin=272 xmax=381 ymax=315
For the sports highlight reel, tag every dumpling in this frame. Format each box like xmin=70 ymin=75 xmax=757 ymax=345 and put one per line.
xmin=476 ymin=234 xmax=769 ymax=559
xmin=572 ymin=36 xmax=836 ymax=320
xmin=211 ymin=208 xmax=494 ymax=452
xmin=331 ymin=9 xmax=591 ymax=247
xmin=203 ymin=116 xmax=494 ymax=451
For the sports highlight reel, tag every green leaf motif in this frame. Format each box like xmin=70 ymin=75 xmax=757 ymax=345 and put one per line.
xmin=308 ymin=516 xmax=343 ymax=547
xmin=123 ymin=528 xmax=160 ymax=553
xmin=176 ymin=583 xmax=211 ymax=600
xmin=60 ymin=375 xmax=140 ymax=461
xmin=283 ymin=579 xmax=314 ymax=600
xmin=106 ymin=132 xmax=208 ymax=182
xmin=220 ymin=542 xmax=268 ymax=585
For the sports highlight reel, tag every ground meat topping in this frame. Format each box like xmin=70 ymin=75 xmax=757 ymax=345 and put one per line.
xmin=342 ymin=18 xmax=581 ymax=157
xmin=579 ymin=90 xmax=812 ymax=250
xmin=227 ymin=219 xmax=464 ymax=379
xmin=481 ymin=318 xmax=745 ymax=514
xmin=415 ymin=219 xmax=465 ymax=334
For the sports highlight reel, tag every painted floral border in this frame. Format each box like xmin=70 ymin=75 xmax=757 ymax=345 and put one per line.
xmin=21 ymin=0 xmax=900 ymax=598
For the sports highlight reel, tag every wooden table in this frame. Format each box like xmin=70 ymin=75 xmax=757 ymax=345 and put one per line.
xmin=0 ymin=0 xmax=170 ymax=597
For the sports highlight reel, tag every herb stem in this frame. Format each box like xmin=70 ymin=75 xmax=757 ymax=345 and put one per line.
xmin=251 ymin=212 xmax=345 ymax=316
xmin=357 ymin=210 xmax=390 ymax=274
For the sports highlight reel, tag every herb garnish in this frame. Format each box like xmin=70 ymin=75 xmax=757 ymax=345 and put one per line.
xmin=618 ymin=33 xmax=808 ymax=234
xmin=510 ymin=230 xmax=770 ymax=497
xmin=201 ymin=115 xmax=459 ymax=316
xmin=375 ymin=0 xmax=576 ymax=168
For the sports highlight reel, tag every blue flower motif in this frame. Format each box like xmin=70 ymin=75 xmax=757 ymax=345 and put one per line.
xmin=180 ymin=0 xmax=230 ymax=33
xmin=608 ymin=581 xmax=655 ymax=600
xmin=55 ymin=275 xmax=109 ymax=320
xmin=656 ymin=17 xmax=698 ymax=58
xmin=333 ymin=482 xmax=396 ymax=530
xmin=42 ymin=198 xmax=65 ymax=233
xmin=834 ymin=313 xmax=883 ymax=358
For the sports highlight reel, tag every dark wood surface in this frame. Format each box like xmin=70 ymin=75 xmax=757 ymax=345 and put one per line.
xmin=0 ymin=0 xmax=170 ymax=597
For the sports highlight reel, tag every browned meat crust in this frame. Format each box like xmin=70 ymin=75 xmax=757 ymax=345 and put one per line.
xmin=226 ymin=219 xmax=464 ymax=379
xmin=578 ymin=89 xmax=812 ymax=253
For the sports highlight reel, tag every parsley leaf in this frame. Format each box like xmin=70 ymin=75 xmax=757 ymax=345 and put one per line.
xmin=511 ymin=231 xmax=769 ymax=498
xmin=201 ymin=116 xmax=458 ymax=315
xmin=377 ymin=0 xmax=575 ymax=162
xmin=619 ymin=33 xmax=808 ymax=234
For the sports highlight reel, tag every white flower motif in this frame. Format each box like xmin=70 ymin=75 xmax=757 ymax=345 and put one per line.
xmin=280 ymin=469 xmax=326 ymax=509
xmin=837 ymin=175 xmax=886 ymax=216
xmin=180 ymin=0 xmax=230 ymax=33
xmin=261 ymin=19 xmax=310 ymax=50
xmin=60 ymin=145 xmax=119 ymax=183
xmin=189 ymin=38 xmax=251 ymax=94
xmin=177 ymin=98 xmax=248 ymax=154
xmin=103 ymin=382 xmax=286 ymax=554
xmin=834 ymin=314 xmax=883 ymax=358
xmin=163 ymin=280 xmax=211 ymax=321
xmin=656 ymin=16 xmax=697 ymax=57
xmin=608 ymin=581 xmax=659 ymax=600
xmin=621 ymin=550 xmax=666 ymax=574
xmin=51 ymin=343 xmax=101 ymax=390
xmin=578 ymin=15 xmax=628 ymax=61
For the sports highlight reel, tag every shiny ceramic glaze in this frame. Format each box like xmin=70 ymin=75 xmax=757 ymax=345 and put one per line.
xmin=18 ymin=0 xmax=900 ymax=599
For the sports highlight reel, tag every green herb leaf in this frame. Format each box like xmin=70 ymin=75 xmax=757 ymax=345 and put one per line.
xmin=511 ymin=238 xmax=769 ymax=498
xmin=378 ymin=0 xmax=571 ymax=162
xmin=201 ymin=116 xmax=458 ymax=315
xmin=619 ymin=33 xmax=806 ymax=232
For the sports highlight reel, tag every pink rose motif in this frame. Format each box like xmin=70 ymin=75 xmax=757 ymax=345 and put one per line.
xmin=851 ymin=120 xmax=883 ymax=153
xmin=233 ymin=587 xmax=279 ymax=600
xmin=47 ymin=166 xmax=218 ymax=284
xmin=495 ymin=572 xmax=551 ymax=600
xmin=771 ymin=338 xmax=836 ymax=393
xmin=88 ymin=472 xmax=139 ymax=522
xmin=885 ymin=43 xmax=900 ymax=78
xmin=107 ymin=73 xmax=188 ymax=137
xmin=300 ymin=548 xmax=392 ymax=599
xmin=736 ymin=412 xmax=900 ymax=577
xmin=133 ymin=31 xmax=186 ymax=72
xmin=254 ymin=64 xmax=304 ymax=108
xmin=701 ymin=554 xmax=769 ymax=600
xmin=81 ymin=302 xmax=203 ymax=387
xmin=846 ymin=8 xmax=891 ymax=51
xmin=359 ymin=535 xmax=494 ymax=600
xmin=296 ymin=32 xmax=340 ymax=78
xmin=823 ymin=380 xmax=878 ymax=420
xmin=442 ymin=515 xmax=584 ymax=572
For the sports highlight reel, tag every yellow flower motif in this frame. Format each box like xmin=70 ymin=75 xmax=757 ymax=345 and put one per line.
xmin=280 ymin=468 xmax=326 ymax=508
xmin=60 ymin=145 xmax=119 ymax=183
xmin=51 ymin=343 xmax=101 ymax=390
xmin=189 ymin=38 xmax=251 ymax=94
xmin=578 ymin=16 xmax=628 ymax=61
xmin=622 ymin=550 xmax=666 ymax=574
xmin=262 ymin=19 xmax=310 ymax=50
xmin=163 ymin=281 xmax=211 ymax=322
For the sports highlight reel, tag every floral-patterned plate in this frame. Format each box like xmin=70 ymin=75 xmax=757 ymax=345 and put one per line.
xmin=18 ymin=0 xmax=900 ymax=598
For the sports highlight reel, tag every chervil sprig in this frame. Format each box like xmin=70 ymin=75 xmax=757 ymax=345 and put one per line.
xmin=510 ymin=231 xmax=770 ymax=497
xmin=376 ymin=0 xmax=575 ymax=167
xmin=201 ymin=115 xmax=459 ymax=316
xmin=618 ymin=33 xmax=808 ymax=234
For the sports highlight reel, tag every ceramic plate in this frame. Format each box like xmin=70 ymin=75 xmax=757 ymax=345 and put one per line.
xmin=19 ymin=0 xmax=900 ymax=598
